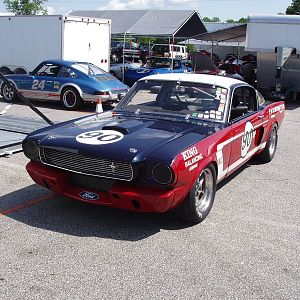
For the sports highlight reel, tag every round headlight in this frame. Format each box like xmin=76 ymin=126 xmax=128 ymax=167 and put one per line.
xmin=152 ymin=163 xmax=174 ymax=185
xmin=23 ymin=140 xmax=39 ymax=161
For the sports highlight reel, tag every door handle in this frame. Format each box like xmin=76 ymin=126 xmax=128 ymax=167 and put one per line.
xmin=257 ymin=115 xmax=264 ymax=119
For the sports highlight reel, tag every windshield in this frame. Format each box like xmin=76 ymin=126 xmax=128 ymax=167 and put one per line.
xmin=71 ymin=63 xmax=106 ymax=76
xmin=116 ymin=80 xmax=229 ymax=122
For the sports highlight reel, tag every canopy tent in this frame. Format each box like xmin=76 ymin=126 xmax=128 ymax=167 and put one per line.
xmin=194 ymin=23 xmax=247 ymax=43
xmin=68 ymin=10 xmax=207 ymax=38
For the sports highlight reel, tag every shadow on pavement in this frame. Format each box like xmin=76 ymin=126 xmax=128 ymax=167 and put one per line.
xmin=0 ymin=184 xmax=191 ymax=242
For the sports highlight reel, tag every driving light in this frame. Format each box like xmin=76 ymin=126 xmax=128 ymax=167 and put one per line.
xmin=22 ymin=140 xmax=39 ymax=161
xmin=152 ymin=163 xmax=174 ymax=185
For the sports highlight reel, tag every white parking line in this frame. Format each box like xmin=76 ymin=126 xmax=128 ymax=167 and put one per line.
xmin=0 ymin=104 xmax=12 ymax=115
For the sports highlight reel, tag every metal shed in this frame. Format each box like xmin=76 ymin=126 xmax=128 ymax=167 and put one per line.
xmin=68 ymin=10 xmax=207 ymax=38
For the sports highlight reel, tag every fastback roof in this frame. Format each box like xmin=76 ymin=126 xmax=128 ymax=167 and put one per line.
xmin=68 ymin=10 xmax=207 ymax=38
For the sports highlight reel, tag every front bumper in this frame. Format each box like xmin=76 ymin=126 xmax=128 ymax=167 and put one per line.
xmin=26 ymin=161 xmax=186 ymax=213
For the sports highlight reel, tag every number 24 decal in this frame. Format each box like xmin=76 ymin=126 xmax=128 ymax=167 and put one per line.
xmin=32 ymin=80 xmax=45 ymax=90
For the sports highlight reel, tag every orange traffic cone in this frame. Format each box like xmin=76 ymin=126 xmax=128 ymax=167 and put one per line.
xmin=96 ymin=98 xmax=103 ymax=114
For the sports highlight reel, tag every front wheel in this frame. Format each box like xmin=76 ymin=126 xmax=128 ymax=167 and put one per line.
xmin=60 ymin=87 xmax=82 ymax=110
xmin=257 ymin=124 xmax=278 ymax=163
xmin=1 ymin=82 xmax=17 ymax=102
xmin=175 ymin=164 xmax=217 ymax=223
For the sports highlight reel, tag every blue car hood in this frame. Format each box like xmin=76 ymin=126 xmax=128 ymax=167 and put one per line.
xmin=31 ymin=113 xmax=223 ymax=164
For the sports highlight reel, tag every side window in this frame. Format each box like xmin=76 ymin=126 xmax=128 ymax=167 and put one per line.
xmin=59 ymin=67 xmax=77 ymax=78
xmin=243 ymin=87 xmax=257 ymax=111
xmin=230 ymin=86 xmax=257 ymax=121
xmin=257 ymin=92 xmax=266 ymax=108
xmin=35 ymin=64 xmax=61 ymax=77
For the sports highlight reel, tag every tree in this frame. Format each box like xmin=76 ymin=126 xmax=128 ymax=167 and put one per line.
xmin=238 ymin=17 xmax=247 ymax=23
xmin=202 ymin=17 xmax=221 ymax=23
xmin=211 ymin=17 xmax=221 ymax=22
xmin=286 ymin=0 xmax=300 ymax=14
xmin=3 ymin=0 xmax=48 ymax=15
xmin=202 ymin=17 xmax=212 ymax=22
xmin=226 ymin=19 xmax=235 ymax=23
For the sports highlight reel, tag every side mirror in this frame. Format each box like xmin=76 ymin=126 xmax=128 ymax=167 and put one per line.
xmin=118 ymin=93 xmax=125 ymax=100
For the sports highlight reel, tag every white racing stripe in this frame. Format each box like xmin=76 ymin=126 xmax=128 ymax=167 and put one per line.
xmin=217 ymin=120 xmax=269 ymax=181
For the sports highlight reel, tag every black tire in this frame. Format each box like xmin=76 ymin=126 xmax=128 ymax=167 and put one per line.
xmin=257 ymin=124 xmax=278 ymax=163
xmin=1 ymin=82 xmax=17 ymax=102
xmin=175 ymin=164 xmax=217 ymax=223
xmin=60 ymin=87 xmax=82 ymax=110
xmin=14 ymin=68 xmax=27 ymax=74
xmin=0 ymin=66 xmax=13 ymax=75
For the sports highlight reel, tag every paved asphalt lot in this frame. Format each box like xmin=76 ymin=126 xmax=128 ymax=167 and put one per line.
xmin=0 ymin=99 xmax=299 ymax=299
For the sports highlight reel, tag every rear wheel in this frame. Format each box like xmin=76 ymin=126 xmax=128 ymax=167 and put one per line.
xmin=1 ymin=82 xmax=17 ymax=102
xmin=257 ymin=124 xmax=278 ymax=163
xmin=60 ymin=87 xmax=82 ymax=110
xmin=175 ymin=164 xmax=216 ymax=223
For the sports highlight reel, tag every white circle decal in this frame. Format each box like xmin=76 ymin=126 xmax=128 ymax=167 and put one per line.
xmin=241 ymin=122 xmax=255 ymax=158
xmin=76 ymin=130 xmax=124 ymax=145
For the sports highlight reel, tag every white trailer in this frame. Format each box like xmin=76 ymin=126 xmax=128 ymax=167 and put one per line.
xmin=245 ymin=14 xmax=300 ymax=100
xmin=0 ymin=15 xmax=111 ymax=74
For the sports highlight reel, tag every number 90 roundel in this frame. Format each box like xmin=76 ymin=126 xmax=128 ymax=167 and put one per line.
xmin=76 ymin=130 xmax=124 ymax=145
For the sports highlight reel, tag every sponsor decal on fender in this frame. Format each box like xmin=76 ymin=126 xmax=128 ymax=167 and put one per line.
xmin=76 ymin=130 xmax=124 ymax=145
xmin=181 ymin=146 xmax=204 ymax=171
xmin=241 ymin=122 xmax=256 ymax=158
xmin=269 ymin=104 xmax=284 ymax=115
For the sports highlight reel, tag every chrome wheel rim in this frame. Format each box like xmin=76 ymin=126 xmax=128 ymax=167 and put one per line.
xmin=63 ymin=90 xmax=76 ymax=108
xmin=3 ymin=85 xmax=14 ymax=101
xmin=195 ymin=168 xmax=214 ymax=213
xmin=269 ymin=127 xmax=277 ymax=156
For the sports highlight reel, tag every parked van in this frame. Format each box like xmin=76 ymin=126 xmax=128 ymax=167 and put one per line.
xmin=151 ymin=44 xmax=188 ymax=59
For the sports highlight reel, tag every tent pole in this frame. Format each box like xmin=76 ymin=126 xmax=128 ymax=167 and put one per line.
xmin=122 ymin=33 xmax=126 ymax=83
xmin=171 ymin=34 xmax=174 ymax=72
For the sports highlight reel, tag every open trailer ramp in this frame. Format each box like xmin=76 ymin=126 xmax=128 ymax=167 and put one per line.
xmin=0 ymin=115 xmax=49 ymax=156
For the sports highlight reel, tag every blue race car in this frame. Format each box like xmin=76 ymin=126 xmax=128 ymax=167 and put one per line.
xmin=0 ymin=59 xmax=129 ymax=110
xmin=124 ymin=57 xmax=191 ymax=86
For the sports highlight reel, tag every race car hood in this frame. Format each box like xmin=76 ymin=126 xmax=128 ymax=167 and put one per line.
xmin=29 ymin=112 xmax=224 ymax=164
xmin=125 ymin=67 xmax=169 ymax=77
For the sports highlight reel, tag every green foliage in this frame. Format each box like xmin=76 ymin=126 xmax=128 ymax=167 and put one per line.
xmin=286 ymin=0 xmax=300 ymax=14
xmin=238 ymin=17 xmax=247 ymax=23
xmin=203 ymin=17 xmax=221 ymax=22
xmin=3 ymin=0 xmax=48 ymax=15
xmin=202 ymin=17 xmax=212 ymax=22
xmin=211 ymin=17 xmax=221 ymax=22
xmin=205 ymin=16 xmax=247 ymax=23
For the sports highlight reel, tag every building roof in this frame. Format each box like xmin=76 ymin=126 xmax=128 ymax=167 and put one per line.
xmin=68 ymin=10 xmax=207 ymax=38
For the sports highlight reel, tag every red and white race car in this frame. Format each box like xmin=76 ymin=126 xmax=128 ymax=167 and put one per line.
xmin=22 ymin=73 xmax=285 ymax=223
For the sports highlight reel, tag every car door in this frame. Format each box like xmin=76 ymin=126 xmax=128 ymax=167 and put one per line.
xmin=29 ymin=63 xmax=61 ymax=100
xmin=228 ymin=86 xmax=264 ymax=173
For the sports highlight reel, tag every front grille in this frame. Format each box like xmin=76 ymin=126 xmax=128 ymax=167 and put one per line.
xmin=40 ymin=147 xmax=133 ymax=181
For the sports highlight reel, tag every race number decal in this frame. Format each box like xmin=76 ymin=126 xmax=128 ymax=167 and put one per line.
xmin=241 ymin=122 xmax=255 ymax=158
xmin=76 ymin=130 xmax=124 ymax=145
xmin=32 ymin=80 xmax=45 ymax=90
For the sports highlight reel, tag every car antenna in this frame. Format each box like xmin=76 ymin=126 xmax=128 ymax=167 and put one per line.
xmin=0 ymin=72 xmax=54 ymax=125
